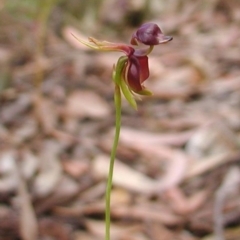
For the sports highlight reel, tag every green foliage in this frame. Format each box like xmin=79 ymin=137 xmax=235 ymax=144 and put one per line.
xmin=5 ymin=0 xmax=40 ymax=20
xmin=5 ymin=0 xmax=60 ymax=20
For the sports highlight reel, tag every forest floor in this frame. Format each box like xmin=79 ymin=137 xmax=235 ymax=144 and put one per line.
xmin=1 ymin=1 xmax=240 ymax=239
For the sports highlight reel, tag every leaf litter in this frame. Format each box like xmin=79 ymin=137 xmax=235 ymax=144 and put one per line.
xmin=1 ymin=0 xmax=240 ymax=239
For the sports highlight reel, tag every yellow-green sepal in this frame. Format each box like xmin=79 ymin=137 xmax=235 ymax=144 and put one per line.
xmin=137 ymin=88 xmax=152 ymax=96
xmin=120 ymin=78 xmax=137 ymax=110
xmin=113 ymin=56 xmax=128 ymax=85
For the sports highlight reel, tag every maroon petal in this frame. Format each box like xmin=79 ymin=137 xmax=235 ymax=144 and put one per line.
xmin=131 ymin=22 xmax=172 ymax=45
xmin=125 ymin=55 xmax=143 ymax=92
xmin=137 ymin=56 xmax=149 ymax=83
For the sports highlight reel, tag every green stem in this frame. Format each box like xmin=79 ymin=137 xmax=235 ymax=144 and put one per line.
xmin=105 ymin=84 xmax=122 ymax=240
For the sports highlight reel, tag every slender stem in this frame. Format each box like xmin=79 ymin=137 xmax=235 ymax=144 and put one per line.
xmin=105 ymin=84 xmax=122 ymax=240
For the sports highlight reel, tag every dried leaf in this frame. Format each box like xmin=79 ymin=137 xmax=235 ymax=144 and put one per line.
xmin=33 ymin=94 xmax=58 ymax=134
xmin=0 ymin=94 xmax=31 ymax=124
xmin=62 ymin=159 xmax=89 ymax=178
xmin=116 ymin=135 xmax=190 ymax=194
xmin=112 ymin=204 xmax=182 ymax=225
xmin=0 ymin=151 xmax=18 ymax=192
xmin=119 ymin=127 xmax=193 ymax=147
xmin=165 ymin=187 xmax=208 ymax=215
xmin=33 ymin=141 xmax=62 ymax=197
xmin=85 ymin=219 xmax=141 ymax=239
xmin=184 ymin=152 xmax=239 ymax=180
xmin=20 ymin=150 xmax=39 ymax=180
xmin=17 ymin=169 xmax=38 ymax=240
xmin=92 ymin=155 xmax=156 ymax=193
xmin=186 ymin=121 xmax=238 ymax=158
xmin=65 ymin=90 xmax=110 ymax=119
xmin=214 ymin=167 xmax=240 ymax=240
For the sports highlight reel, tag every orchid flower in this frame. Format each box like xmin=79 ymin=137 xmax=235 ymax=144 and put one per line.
xmin=73 ymin=22 xmax=172 ymax=109
xmin=73 ymin=23 xmax=172 ymax=240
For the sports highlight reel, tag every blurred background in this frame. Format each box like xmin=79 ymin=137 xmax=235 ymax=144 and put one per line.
xmin=1 ymin=0 xmax=240 ymax=239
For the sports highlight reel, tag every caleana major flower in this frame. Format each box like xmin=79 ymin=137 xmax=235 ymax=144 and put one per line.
xmin=73 ymin=22 xmax=172 ymax=109
xmin=73 ymin=23 xmax=172 ymax=240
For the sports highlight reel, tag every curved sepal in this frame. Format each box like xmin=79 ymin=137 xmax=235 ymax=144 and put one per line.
xmin=71 ymin=34 xmax=134 ymax=55
xmin=119 ymin=78 xmax=137 ymax=110
xmin=137 ymin=88 xmax=152 ymax=96
xmin=113 ymin=56 xmax=128 ymax=85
